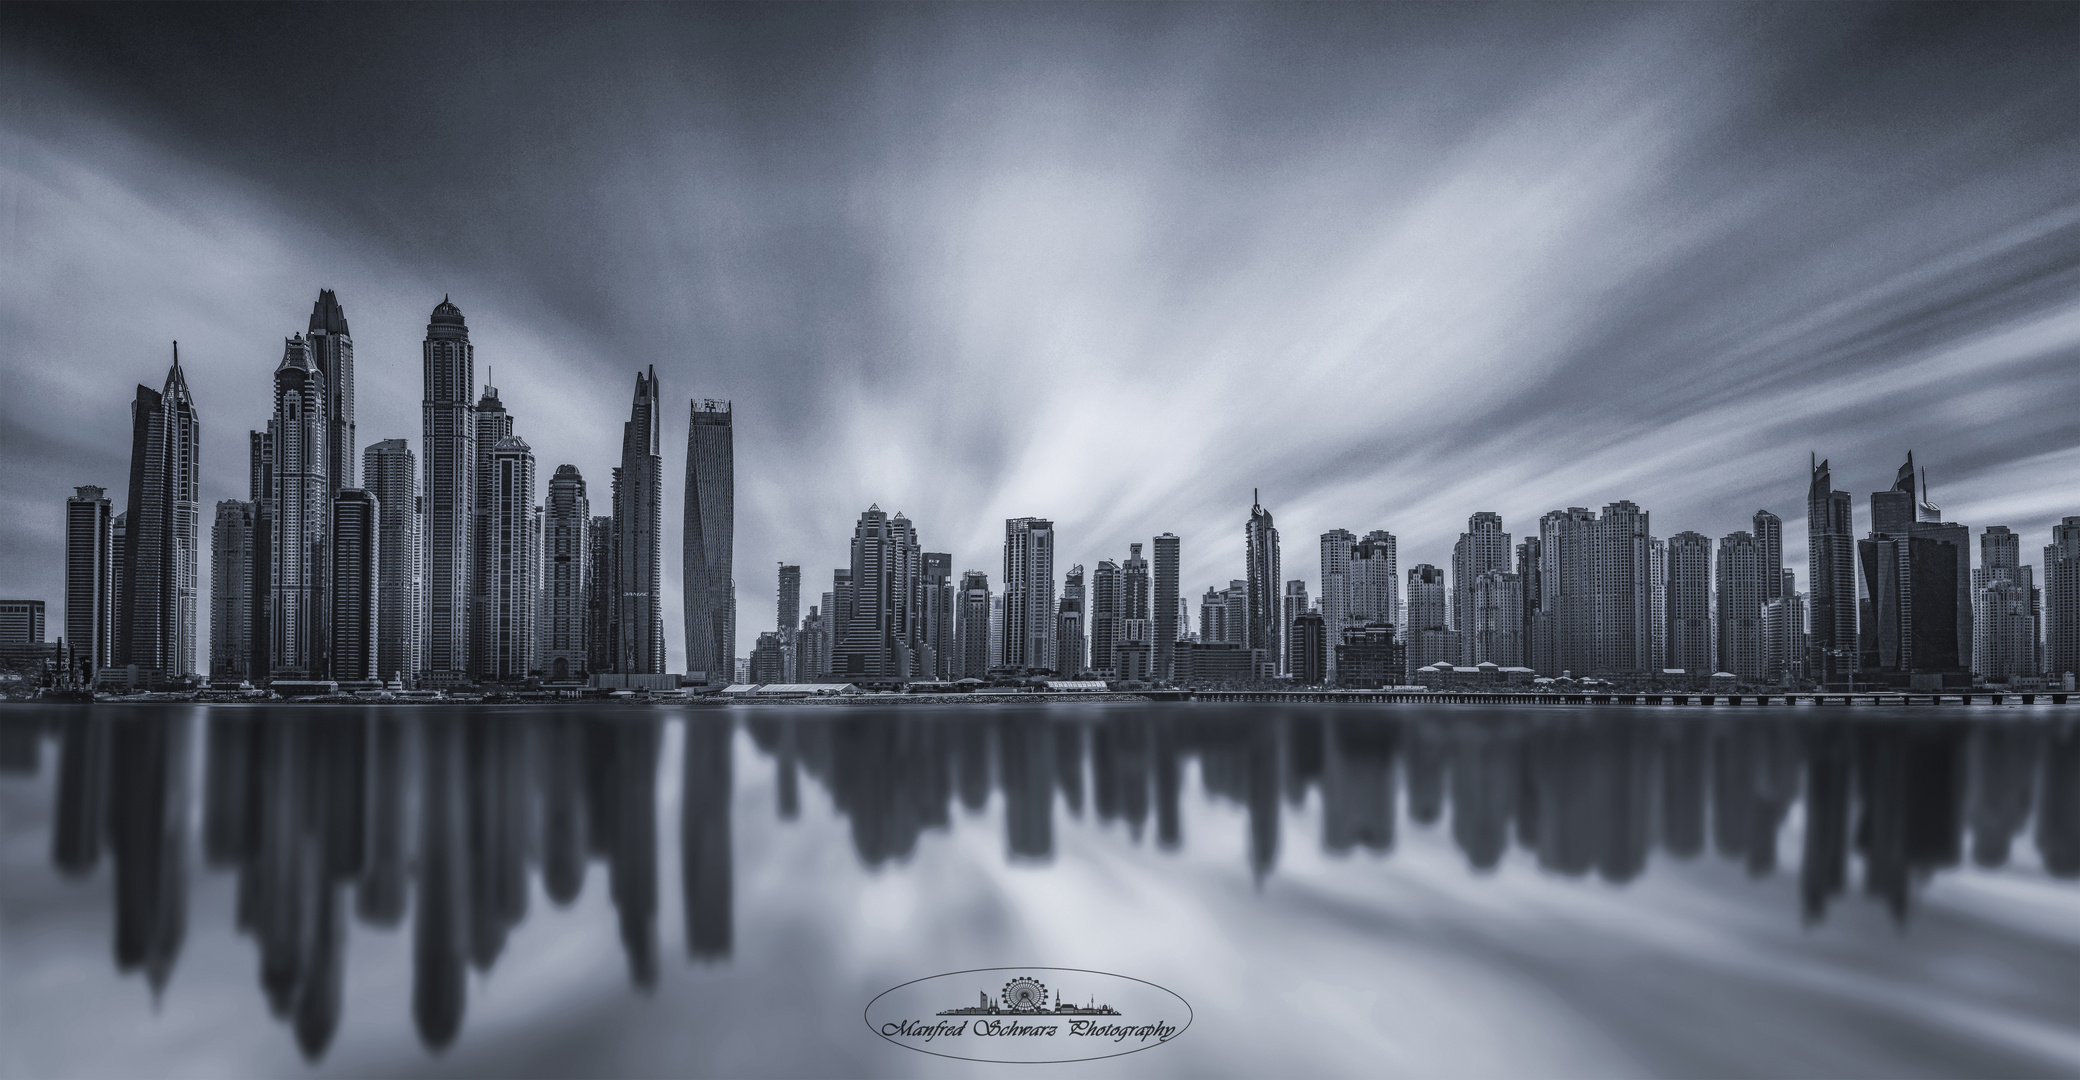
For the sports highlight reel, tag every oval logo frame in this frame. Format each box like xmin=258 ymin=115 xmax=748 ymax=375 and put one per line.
xmin=864 ymin=967 xmax=1193 ymax=1064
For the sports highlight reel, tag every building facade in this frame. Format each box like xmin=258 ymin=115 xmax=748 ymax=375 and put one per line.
xmin=1244 ymin=494 xmax=1281 ymax=677
xmin=1452 ymin=512 xmax=1511 ymax=665
xmin=270 ymin=336 xmax=328 ymax=678
xmin=1665 ymin=531 xmax=1712 ymax=675
xmin=614 ymin=368 xmax=666 ymax=674
xmin=1405 ymin=564 xmax=1455 ymax=670
xmin=365 ymin=439 xmax=422 ymax=684
xmin=922 ymin=553 xmax=954 ymax=679
xmin=331 ymin=488 xmax=379 ymax=681
xmin=1001 ymin=517 xmax=1055 ymax=671
xmin=956 ymin=571 xmax=992 ymax=679
xmin=480 ymin=436 xmax=537 ymax=681
xmin=685 ymin=399 xmax=734 ymax=682
xmin=65 ymin=486 xmax=116 ymax=674
xmin=1152 ymin=533 xmax=1179 ymax=683
xmin=2045 ymin=517 xmax=2080 ymax=683
xmin=541 ymin=464 xmax=589 ymax=681
xmin=209 ymin=500 xmax=255 ymax=679
xmin=421 ymin=298 xmax=474 ymax=684
xmin=1056 ymin=564 xmax=1086 ymax=676
xmin=1716 ymin=530 xmax=1767 ymax=681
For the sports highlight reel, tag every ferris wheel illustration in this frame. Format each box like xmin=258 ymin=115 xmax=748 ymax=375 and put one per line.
xmin=1001 ymin=977 xmax=1049 ymax=1012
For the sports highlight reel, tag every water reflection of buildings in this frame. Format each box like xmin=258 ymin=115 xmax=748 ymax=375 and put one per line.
xmin=3 ymin=708 xmax=735 ymax=1061
xmin=6 ymin=707 xmax=2080 ymax=1062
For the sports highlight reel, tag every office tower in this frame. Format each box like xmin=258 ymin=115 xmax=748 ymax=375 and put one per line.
xmin=210 ymin=501 xmax=255 ymax=679
xmin=1348 ymin=530 xmax=1397 ymax=652
xmin=832 ymin=568 xmax=854 ymax=657
xmin=1665 ymin=531 xmax=1711 ymax=675
xmin=1807 ymin=455 xmax=1857 ymax=687
xmin=538 ymin=465 xmax=589 ymax=681
xmin=1716 ymin=530 xmax=1767 ymax=681
xmin=1973 ymin=526 xmax=2040 ymax=682
xmin=2045 ymin=518 xmax=2080 ymax=682
xmin=1056 ymin=564 xmax=1086 ymax=676
xmin=331 ymin=489 xmax=379 ymax=681
xmin=1318 ymin=528 xmax=1355 ymax=679
xmin=1001 ymin=517 xmax=1055 ymax=671
xmin=1405 ymin=564 xmax=1455 ymax=669
xmin=832 ymin=505 xmax=921 ymax=678
xmin=468 ymin=381 xmax=514 ymax=678
xmin=117 ymin=346 xmax=201 ymax=678
xmin=1152 ymin=533 xmax=1179 ymax=682
xmin=1244 ymin=494 xmax=1280 ymax=677
xmin=1753 ymin=510 xmax=1784 ymax=599
xmin=1089 ymin=559 xmax=1121 ymax=676
xmin=306 ymin=290 xmax=355 ymax=493
xmin=798 ymin=606 xmax=830 ymax=679
xmin=956 ymin=571 xmax=991 ymax=678
xmin=1468 ymin=570 xmax=1525 ymax=667
xmin=1290 ymin=610 xmax=1327 ymax=685
xmin=0 ymin=601 xmax=43 ymax=643
xmin=585 ymin=515 xmax=615 ymax=675
xmin=922 ymin=553 xmax=954 ymax=679
xmin=422 ymin=298 xmax=474 ymax=684
xmin=477 ymin=436 xmax=537 ymax=681
xmin=1452 ymin=512 xmax=1511 ymax=665
xmin=685 ymin=399 xmax=734 ymax=682
xmin=614 ymin=368 xmax=665 ymax=674
xmin=66 ymin=486 xmax=116 ymax=673
xmin=1518 ymin=536 xmax=1545 ymax=675
xmin=270 ymin=335 xmax=328 ymax=678
xmin=1858 ymin=457 xmax=1966 ymax=684
xmin=364 ymin=439 xmax=422 ymax=684
xmin=1283 ymin=580 xmax=1309 ymax=677
xmin=1649 ymin=536 xmax=1667 ymax=670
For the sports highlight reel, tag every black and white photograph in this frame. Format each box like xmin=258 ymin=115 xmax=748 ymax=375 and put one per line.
xmin=2 ymin=2 xmax=2078 ymax=1076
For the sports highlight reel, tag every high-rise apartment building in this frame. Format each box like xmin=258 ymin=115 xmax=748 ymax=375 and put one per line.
xmin=1152 ymin=533 xmax=1180 ymax=682
xmin=1467 ymin=570 xmax=1524 ymax=667
xmin=210 ymin=500 xmax=255 ymax=680
xmin=270 ymin=335 xmax=328 ymax=678
xmin=1452 ymin=512 xmax=1510 ymax=665
xmin=1716 ymin=530 xmax=1767 ymax=681
xmin=1282 ymin=579 xmax=1309 ymax=676
xmin=65 ymin=486 xmax=116 ymax=674
xmin=798 ymin=605 xmax=830 ymax=679
xmin=331 ymin=488 xmax=379 ymax=681
xmin=2044 ymin=518 xmax=2080 ymax=682
xmin=1665 ymin=531 xmax=1711 ymax=675
xmin=1056 ymin=564 xmax=1086 ymax=676
xmin=1761 ymin=579 xmax=1808 ymax=686
xmin=956 ymin=571 xmax=991 ymax=679
xmin=1001 ymin=518 xmax=1055 ymax=671
xmin=1405 ymin=564 xmax=1455 ymax=669
xmin=1518 ymin=537 xmax=1544 ymax=675
xmin=1533 ymin=502 xmax=1652 ymax=676
xmin=479 ymin=436 xmax=537 ymax=681
xmin=1089 ymin=559 xmax=1121 ymax=676
xmin=1290 ymin=609 xmax=1327 ymax=685
xmin=364 ymin=439 xmax=422 ymax=684
xmin=118 ymin=347 xmax=201 ymax=678
xmin=921 ymin=553 xmax=953 ymax=679
xmin=685 ymin=399 xmax=734 ymax=682
xmin=1971 ymin=526 xmax=2039 ymax=682
xmin=468 ymin=382 xmax=513 ymax=678
xmin=1753 ymin=510 xmax=1784 ymax=600
xmin=614 ymin=368 xmax=665 ymax=674
xmin=832 ymin=506 xmax=922 ymax=678
xmin=1649 ymin=536 xmax=1667 ymax=670
xmin=1349 ymin=530 xmax=1397 ymax=650
xmin=1318 ymin=528 xmax=1355 ymax=680
xmin=306 ymin=290 xmax=355 ymax=495
xmin=421 ymin=298 xmax=474 ymax=684
xmin=1244 ymin=494 xmax=1280 ymax=677
xmin=1807 ymin=455 xmax=1857 ymax=687
xmin=1595 ymin=501 xmax=1655 ymax=675
xmin=1859 ymin=456 xmax=1969 ymax=686
xmin=584 ymin=515 xmax=614 ymax=675
xmin=540 ymin=465 xmax=589 ymax=681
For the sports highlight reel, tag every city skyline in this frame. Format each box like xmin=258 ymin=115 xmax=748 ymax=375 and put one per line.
xmin=3 ymin=5 xmax=2078 ymax=669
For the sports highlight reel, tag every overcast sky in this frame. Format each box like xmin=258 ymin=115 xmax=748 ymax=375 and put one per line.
xmin=3 ymin=3 xmax=2077 ymax=667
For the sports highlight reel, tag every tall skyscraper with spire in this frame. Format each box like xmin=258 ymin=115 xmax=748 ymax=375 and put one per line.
xmin=365 ymin=439 xmax=422 ymax=684
xmin=685 ymin=398 xmax=734 ymax=682
xmin=270 ymin=334 xmax=328 ymax=677
xmin=1244 ymin=492 xmax=1280 ymax=677
xmin=614 ymin=368 xmax=665 ymax=673
xmin=116 ymin=345 xmax=201 ymax=678
xmin=542 ymin=464 xmax=590 ymax=681
xmin=421 ymin=297 xmax=474 ymax=684
xmin=1807 ymin=455 xmax=1857 ymax=687
xmin=306 ymin=289 xmax=355 ymax=493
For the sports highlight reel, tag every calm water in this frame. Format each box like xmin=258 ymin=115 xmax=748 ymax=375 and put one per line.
xmin=1 ymin=703 xmax=2077 ymax=1078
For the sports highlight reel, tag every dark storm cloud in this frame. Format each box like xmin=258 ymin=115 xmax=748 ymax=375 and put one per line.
xmin=2 ymin=2 xmax=2076 ymax=656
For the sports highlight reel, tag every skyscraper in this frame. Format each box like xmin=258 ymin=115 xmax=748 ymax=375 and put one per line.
xmin=1124 ymin=543 xmax=1149 ymax=622
xmin=306 ymin=290 xmax=355 ymax=493
xmin=1665 ymin=531 xmax=1711 ymax=675
xmin=210 ymin=500 xmax=255 ymax=680
xmin=1517 ymin=536 xmax=1544 ymax=675
xmin=270 ymin=335 xmax=328 ymax=678
xmin=614 ymin=368 xmax=665 ymax=674
xmin=541 ymin=465 xmax=590 ymax=681
xmin=1001 ymin=518 xmax=1055 ymax=671
xmin=481 ymin=436 xmax=537 ymax=682
xmin=365 ymin=439 xmax=422 ymax=684
xmin=469 ymin=382 xmax=513 ymax=679
xmin=798 ymin=605 xmax=830 ymax=679
xmin=956 ymin=570 xmax=991 ymax=678
xmin=1318 ymin=528 xmax=1355 ymax=680
xmin=585 ymin=515 xmax=614 ymax=675
xmin=685 ymin=399 xmax=734 ymax=683
xmin=1467 ymin=570 xmax=1524 ymax=668
xmin=1244 ymin=493 xmax=1280 ymax=677
xmin=1089 ymin=559 xmax=1121 ymax=677
xmin=1452 ymin=512 xmax=1510 ymax=665
xmin=2045 ymin=518 xmax=2080 ymax=683
xmin=1859 ymin=456 xmax=1966 ymax=685
xmin=1535 ymin=508 xmax=1596 ymax=675
xmin=1716 ymin=530 xmax=1766 ymax=681
xmin=832 ymin=505 xmax=917 ymax=678
xmin=65 ymin=486 xmax=116 ymax=674
xmin=247 ymin=431 xmax=274 ymax=679
xmin=118 ymin=346 xmax=201 ymax=678
xmin=331 ymin=488 xmax=379 ymax=682
xmin=1056 ymin=564 xmax=1086 ymax=676
xmin=421 ymin=297 xmax=474 ymax=684
xmin=1152 ymin=533 xmax=1179 ymax=682
xmin=921 ymin=553 xmax=954 ymax=679
xmin=1405 ymin=564 xmax=1455 ymax=669
xmin=1282 ymin=579 xmax=1309 ymax=676
xmin=776 ymin=561 xmax=801 ymax=675
xmin=1533 ymin=502 xmax=1652 ymax=676
xmin=1807 ymin=455 xmax=1857 ymax=688
xmin=1649 ymin=536 xmax=1667 ymax=671
xmin=1752 ymin=509 xmax=1784 ymax=601
xmin=1972 ymin=526 xmax=2038 ymax=682
xmin=1596 ymin=500 xmax=1655 ymax=676
xmin=1349 ymin=531 xmax=1397 ymax=647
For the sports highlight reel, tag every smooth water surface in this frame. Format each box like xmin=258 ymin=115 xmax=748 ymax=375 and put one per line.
xmin=2 ymin=703 xmax=2077 ymax=1078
